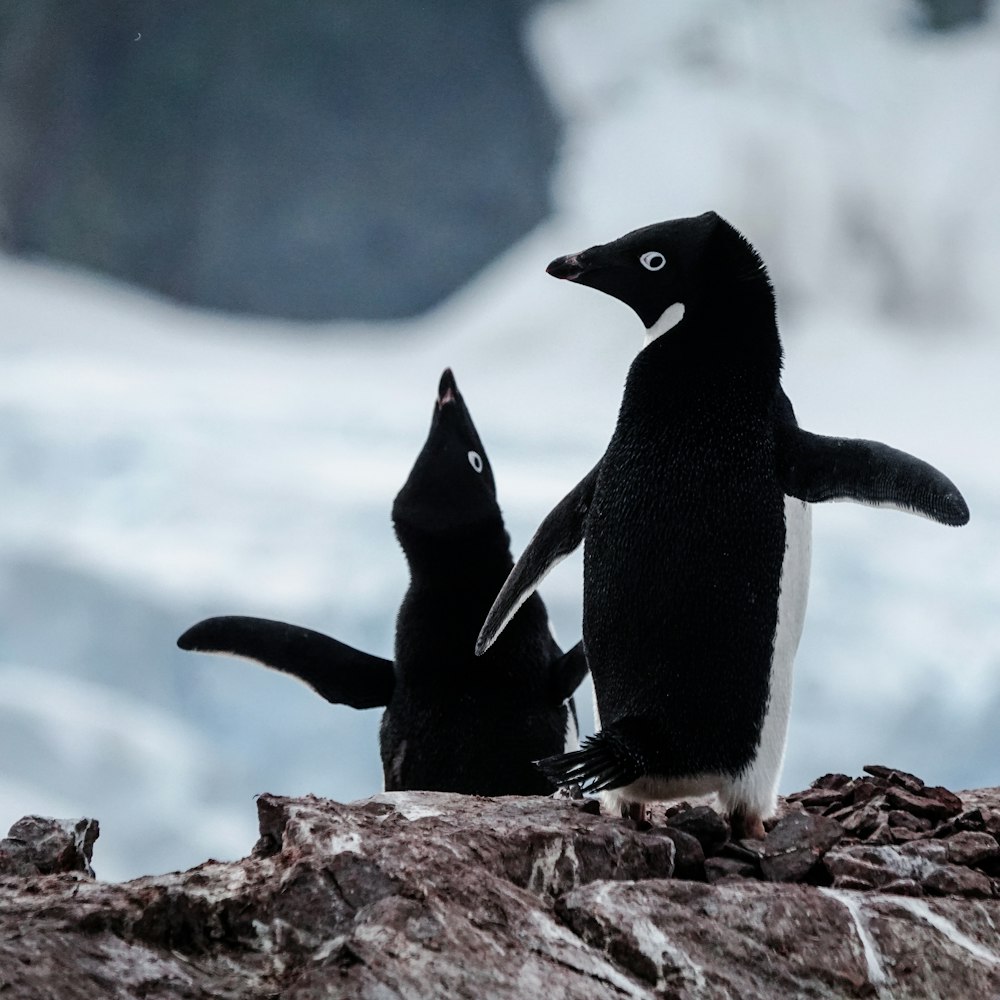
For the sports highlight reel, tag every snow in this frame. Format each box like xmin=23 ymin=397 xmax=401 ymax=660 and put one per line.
xmin=1 ymin=0 xmax=998 ymax=880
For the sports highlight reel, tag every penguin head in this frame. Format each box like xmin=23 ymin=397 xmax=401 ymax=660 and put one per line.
xmin=547 ymin=211 xmax=772 ymax=337
xmin=392 ymin=369 xmax=502 ymax=543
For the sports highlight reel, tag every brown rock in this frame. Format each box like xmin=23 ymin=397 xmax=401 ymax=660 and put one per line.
xmin=0 ymin=816 xmax=99 ymax=878
xmin=704 ymin=856 xmax=759 ymax=883
xmin=923 ymin=864 xmax=996 ymax=899
xmin=3 ymin=785 xmax=1000 ymax=999
xmin=887 ymin=809 xmax=933 ymax=832
xmin=840 ymin=801 xmax=885 ymax=837
xmin=784 ymin=788 xmax=845 ymax=810
xmin=863 ymin=764 xmax=926 ymax=793
xmin=664 ymin=805 xmax=730 ymax=856
xmin=760 ymin=812 xmax=843 ymax=883
xmin=944 ymin=831 xmax=1000 ymax=867
xmin=824 ymin=844 xmax=935 ymax=888
xmin=890 ymin=827 xmax=927 ymax=845
xmin=659 ymin=826 xmax=705 ymax=881
xmin=882 ymin=878 xmax=924 ymax=896
xmin=886 ymin=787 xmax=963 ymax=820
xmin=897 ymin=839 xmax=949 ymax=864
xmin=811 ymin=772 xmax=853 ymax=790
xmin=843 ymin=777 xmax=887 ymax=807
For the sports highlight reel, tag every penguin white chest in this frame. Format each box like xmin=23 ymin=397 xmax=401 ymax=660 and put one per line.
xmin=720 ymin=495 xmax=812 ymax=820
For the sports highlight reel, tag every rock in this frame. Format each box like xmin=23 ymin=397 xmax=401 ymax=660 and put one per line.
xmin=810 ymin=772 xmax=853 ymax=790
xmin=783 ymin=788 xmax=844 ymax=810
xmin=863 ymin=764 xmax=926 ymax=793
xmin=760 ymin=813 xmax=843 ymax=883
xmin=663 ymin=806 xmax=730 ymax=857
xmin=658 ymin=826 xmax=705 ymax=881
xmin=923 ymin=864 xmax=996 ymax=898
xmin=944 ymin=831 xmax=1000 ymax=867
xmin=704 ymin=856 xmax=760 ymax=883
xmin=0 ymin=816 xmax=99 ymax=877
xmin=882 ymin=878 xmax=924 ymax=896
xmin=840 ymin=801 xmax=884 ymax=837
xmin=825 ymin=844 xmax=933 ymax=889
xmin=886 ymin=786 xmax=964 ymax=820
xmin=897 ymin=839 xmax=949 ymax=864
xmin=887 ymin=809 xmax=933 ymax=832
xmin=3 ymin=783 xmax=1000 ymax=998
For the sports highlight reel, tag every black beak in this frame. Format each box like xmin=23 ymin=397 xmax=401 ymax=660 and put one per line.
xmin=546 ymin=253 xmax=586 ymax=281
xmin=437 ymin=368 xmax=458 ymax=409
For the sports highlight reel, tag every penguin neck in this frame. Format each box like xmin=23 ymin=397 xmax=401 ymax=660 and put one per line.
xmin=400 ymin=520 xmax=514 ymax=591
xmin=642 ymin=302 xmax=686 ymax=350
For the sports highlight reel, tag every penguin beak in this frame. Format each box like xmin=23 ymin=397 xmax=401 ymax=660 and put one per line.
xmin=437 ymin=368 xmax=458 ymax=409
xmin=546 ymin=253 xmax=587 ymax=282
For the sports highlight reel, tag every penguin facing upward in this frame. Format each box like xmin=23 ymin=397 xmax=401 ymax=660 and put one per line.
xmin=476 ymin=212 xmax=969 ymax=837
xmin=179 ymin=369 xmax=588 ymax=797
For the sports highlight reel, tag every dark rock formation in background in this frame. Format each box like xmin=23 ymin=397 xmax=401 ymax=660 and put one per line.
xmin=4 ymin=769 xmax=1000 ymax=998
xmin=0 ymin=1 xmax=557 ymax=320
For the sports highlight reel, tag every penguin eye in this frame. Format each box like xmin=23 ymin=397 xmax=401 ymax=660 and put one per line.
xmin=639 ymin=251 xmax=665 ymax=272
xmin=467 ymin=450 xmax=484 ymax=473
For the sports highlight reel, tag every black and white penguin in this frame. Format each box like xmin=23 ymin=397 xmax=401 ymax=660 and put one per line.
xmin=179 ymin=369 xmax=588 ymax=796
xmin=476 ymin=212 xmax=969 ymax=836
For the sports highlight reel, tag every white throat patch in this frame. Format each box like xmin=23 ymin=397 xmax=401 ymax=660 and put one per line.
xmin=642 ymin=301 xmax=685 ymax=350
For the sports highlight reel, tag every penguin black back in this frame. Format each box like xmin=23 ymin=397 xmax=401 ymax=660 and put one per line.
xmin=179 ymin=369 xmax=588 ymax=797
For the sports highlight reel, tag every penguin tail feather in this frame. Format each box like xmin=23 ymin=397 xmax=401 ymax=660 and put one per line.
xmin=536 ymin=728 xmax=645 ymax=794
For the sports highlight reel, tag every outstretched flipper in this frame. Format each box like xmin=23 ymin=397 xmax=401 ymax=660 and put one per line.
xmin=774 ymin=390 xmax=969 ymax=526
xmin=177 ymin=615 xmax=394 ymax=709
xmin=536 ymin=723 xmax=647 ymax=794
xmin=548 ymin=640 xmax=589 ymax=705
xmin=476 ymin=462 xmax=601 ymax=655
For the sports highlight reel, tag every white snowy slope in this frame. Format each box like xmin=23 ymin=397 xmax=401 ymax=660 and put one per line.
xmin=0 ymin=0 xmax=998 ymax=880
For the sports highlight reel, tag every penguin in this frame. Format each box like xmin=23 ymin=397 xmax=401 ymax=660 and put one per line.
xmin=179 ymin=369 xmax=588 ymax=796
xmin=475 ymin=212 xmax=969 ymax=837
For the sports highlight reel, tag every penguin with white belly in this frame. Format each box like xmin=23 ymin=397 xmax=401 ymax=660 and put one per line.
xmin=476 ymin=212 xmax=969 ymax=837
xmin=179 ymin=369 xmax=588 ymax=797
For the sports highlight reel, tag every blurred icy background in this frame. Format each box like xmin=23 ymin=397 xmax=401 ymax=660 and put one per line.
xmin=0 ymin=0 xmax=997 ymax=880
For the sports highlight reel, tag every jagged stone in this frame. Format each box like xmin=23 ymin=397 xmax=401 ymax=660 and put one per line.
xmin=659 ymin=827 xmax=705 ymax=881
xmin=840 ymin=801 xmax=884 ymax=837
xmin=810 ymin=772 xmax=852 ymax=790
xmin=0 ymin=816 xmax=99 ymax=878
xmin=943 ymin=831 xmax=1000 ymax=867
xmin=704 ymin=856 xmax=760 ymax=883
xmin=887 ymin=809 xmax=933 ymax=831
xmin=663 ymin=806 xmax=730 ymax=857
xmin=923 ymin=864 xmax=995 ymax=898
xmin=882 ymin=877 xmax=924 ymax=896
xmin=886 ymin=786 xmax=963 ymax=820
xmin=783 ymin=788 xmax=844 ymax=810
xmin=760 ymin=812 xmax=843 ymax=883
xmin=863 ymin=764 xmax=926 ymax=793
xmin=2 ymin=782 xmax=1000 ymax=998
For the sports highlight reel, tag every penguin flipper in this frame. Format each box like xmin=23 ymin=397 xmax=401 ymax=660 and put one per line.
xmin=777 ymin=425 xmax=969 ymax=527
xmin=548 ymin=640 xmax=589 ymax=705
xmin=177 ymin=615 xmax=394 ymax=709
xmin=536 ymin=724 xmax=646 ymax=793
xmin=476 ymin=462 xmax=601 ymax=655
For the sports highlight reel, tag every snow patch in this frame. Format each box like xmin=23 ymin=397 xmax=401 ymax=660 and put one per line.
xmin=890 ymin=897 xmax=1000 ymax=967
xmin=820 ymin=888 xmax=890 ymax=991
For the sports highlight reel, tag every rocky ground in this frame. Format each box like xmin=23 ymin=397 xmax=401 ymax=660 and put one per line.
xmin=2 ymin=768 xmax=999 ymax=999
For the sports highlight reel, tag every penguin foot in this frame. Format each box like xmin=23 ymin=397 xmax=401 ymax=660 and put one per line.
xmin=620 ymin=800 xmax=651 ymax=823
xmin=728 ymin=807 xmax=765 ymax=841
xmin=536 ymin=727 xmax=646 ymax=794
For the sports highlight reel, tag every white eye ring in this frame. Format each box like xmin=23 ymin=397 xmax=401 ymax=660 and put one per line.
xmin=640 ymin=251 xmax=665 ymax=272
xmin=467 ymin=450 xmax=484 ymax=473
